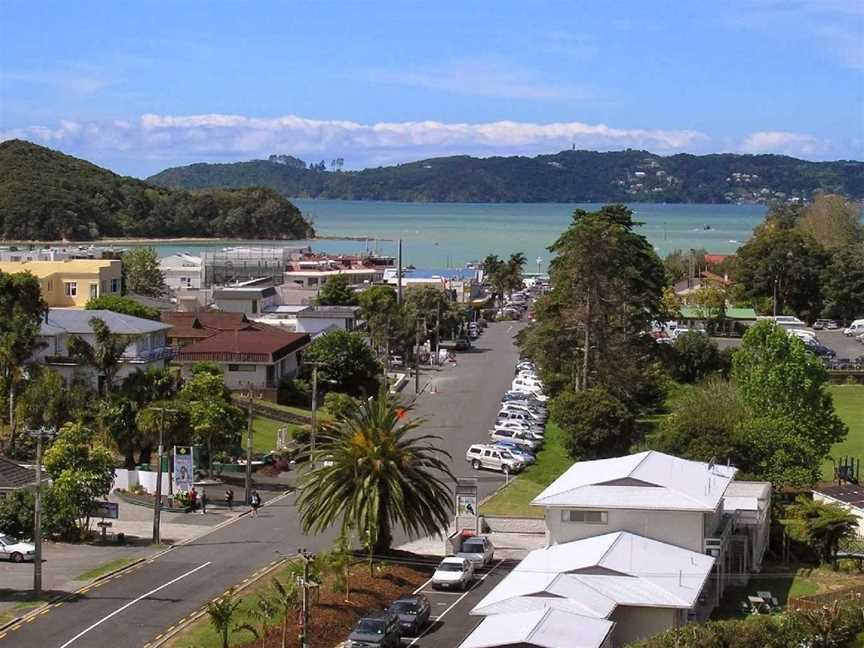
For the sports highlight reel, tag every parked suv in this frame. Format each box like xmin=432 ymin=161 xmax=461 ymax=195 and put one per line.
xmin=346 ymin=611 xmax=402 ymax=648
xmin=466 ymin=444 xmax=524 ymax=473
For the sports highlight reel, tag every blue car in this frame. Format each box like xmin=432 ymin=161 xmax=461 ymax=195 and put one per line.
xmin=494 ymin=441 xmax=536 ymax=464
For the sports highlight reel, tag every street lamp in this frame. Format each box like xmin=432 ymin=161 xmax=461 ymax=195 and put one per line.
xmin=26 ymin=425 xmax=56 ymax=596
xmin=240 ymin=384 xmax=263 ymax=505
xmin=303 ymin=362 xmax=328 ymax=462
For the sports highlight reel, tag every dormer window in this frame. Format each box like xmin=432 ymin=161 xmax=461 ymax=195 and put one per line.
xmin=562 ymin=510 xmax=608 ymax=524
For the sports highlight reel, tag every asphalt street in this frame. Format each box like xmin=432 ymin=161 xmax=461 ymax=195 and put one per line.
xmin=0 ymin=320 xmax=524 ymax=648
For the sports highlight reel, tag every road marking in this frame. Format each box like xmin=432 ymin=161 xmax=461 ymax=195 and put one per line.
xmin=412 ymin=576 xmax=434 ymax=594
xmin=406 ymin=560 xmax=503 ymax=647
xmin=58 ymin=561 xmax=212 ymax=648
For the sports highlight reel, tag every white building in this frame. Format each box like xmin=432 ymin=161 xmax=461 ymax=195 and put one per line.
xmin=32 ymin=309 xmax=173 ymax=390
xmin=213 ymin=286 xmax=279 ymax=315
xmin=159 ymin=253 xmax=204 ymax=291
xmin=461 ymin=608 xmax=613 ymax=648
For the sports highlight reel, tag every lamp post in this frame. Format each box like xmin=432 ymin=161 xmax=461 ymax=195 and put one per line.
xmin=303 ymin=362 xmax=327 ymax=461
xmin=240 ymin=385 xmax=263 ymax=505
xmin=27 ymin=425 xmax=56 ymax=596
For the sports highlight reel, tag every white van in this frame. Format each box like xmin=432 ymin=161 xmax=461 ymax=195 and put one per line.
xmin=844 ymin=320 xmax=864 ymax=337
xmin=772 ymin=315 xmax=806 ymax=328
xmin=512 ymin=377 xmax=544 ymax=393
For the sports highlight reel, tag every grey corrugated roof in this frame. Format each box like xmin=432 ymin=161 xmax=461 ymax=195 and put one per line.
xmin=297 ymin=306 xmax=360 ymax=319
xmin=41 ymin=309 xmax=171 ymax=335
xmin=213 ymin=287 xmax=277 ymax=299
xmin=0 ymin=457 xmax=36 ymax=489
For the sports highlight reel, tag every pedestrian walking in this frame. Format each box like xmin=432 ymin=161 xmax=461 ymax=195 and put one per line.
xmin=189 ymin=487 xmax=198 ymax=511
xmin=200 ymin=489 xmax=207 ymax=515
xmin=225 ymin=488 xmax=234 ymax=511
xmin=250 ymin=490 xmax=261 ymax=518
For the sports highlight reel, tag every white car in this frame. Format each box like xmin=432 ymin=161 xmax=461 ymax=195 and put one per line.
xmin=0 ymin=534 xmax=35 ymax=562
xmin=432 ymin=556 xmax=475 ymax=590
xmin=466 ymin=444 xmax=523 ymax=474
xmin=489 ymin=428 xmax=541 ymax=450
xmin=844 ymin=320 xmax=864 ymax=337
xmin=456 ymin=536 xmax=495 ymax=568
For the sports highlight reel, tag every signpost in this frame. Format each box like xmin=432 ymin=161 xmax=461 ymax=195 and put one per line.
xmin=454 ymin=478 xmax=479 ymax=534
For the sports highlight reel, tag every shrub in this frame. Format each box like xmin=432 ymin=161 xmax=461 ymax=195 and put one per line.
xmin=323 ymin=392 xmax=359 ymax=421
xmin=550 ymin=387 xmax=636 ymax=461
xmin=277 ymin=377 xmax=312 ymax=407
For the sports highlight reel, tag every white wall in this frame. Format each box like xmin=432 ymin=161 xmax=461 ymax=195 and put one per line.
xmin=609 ymin=606 xmax=679 ymax=648
xmin=295 ymin=316 xmax=349 ymax=335
xmin=113 ymin=468 xmax=171 ymax=496
xmin=545 ymin=507 xmax=705 ymax=553
xmin=814 ymin=492 xmax=864 ymax=534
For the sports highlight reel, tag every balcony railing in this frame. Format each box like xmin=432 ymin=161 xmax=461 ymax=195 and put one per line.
xmin=704 ymin=513 xmax=736 ymax=556
xmin=121 ymin=346 xmax=174 ymax=363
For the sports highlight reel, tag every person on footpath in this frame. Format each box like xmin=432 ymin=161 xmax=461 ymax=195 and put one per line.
xmin=200 ymin=489 xmax=208 ymax=515
xmin=250 ymin=490 xmax=261 ymax=518
xmin=189 ymin=487 xmax=198 ymax=511
xmin=225 ymin=488 xmax=234 ymax=511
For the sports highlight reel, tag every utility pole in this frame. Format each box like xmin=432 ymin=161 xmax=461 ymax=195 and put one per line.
xmin=28 ymin=426 xmax=56 ymax=596
xmin=303 ymin=362 xmax=327 ymax=461
xmin=434 ymin=303 xmax=441 ymax=366
xmin=297 ymin=548 xmax=315 ymax=648
xmin=240 ymin=384 xmax=260 ymax=505
xmin=415 ymin=318 xmax=425 ymax=393
xmin=147 ymin=406 xmax=177 ymax=545
xmin=396 ymin=238 xmax=403 ymax=305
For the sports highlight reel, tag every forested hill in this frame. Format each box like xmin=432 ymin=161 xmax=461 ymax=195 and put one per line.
xmin=148 ymin=149 xmax=864 ymax=204
xmin=0 ymin=140 xmax=315 ymax=241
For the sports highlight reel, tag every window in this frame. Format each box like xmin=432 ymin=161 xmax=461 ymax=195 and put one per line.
xmin=101 ymin=280 xmax=107 ymax=294
xmin=180 ymin=277 xmax=192 ymax=288
xmin=111 ymin=278 xmax=120 ymax=293
xmin=64 ymin=282 xmax=77 ymax=297
xmin=228 ymin=364 xmax=256 ymax=372
xmin=46 ymin=280 xmax=53 ymax=292
xmin=89 ymin=283 xmax=98 ymax=299
xmin=561 ymin=510 xmax=608 ymax=524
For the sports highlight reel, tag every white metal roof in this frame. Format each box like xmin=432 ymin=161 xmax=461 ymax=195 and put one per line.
xmin=531 ymin=450 xmax=736 ymax=512
xmin=459 ymin=608 xmax=614 ymax=648
xmin=41 ymin=309 xmax=171 ymax=336
xmin=471 ymin=532 xmax=714 ymax=618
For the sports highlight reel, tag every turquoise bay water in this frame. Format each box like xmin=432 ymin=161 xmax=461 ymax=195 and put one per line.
xmin=153 ymin=200 xmax=767 ymax=268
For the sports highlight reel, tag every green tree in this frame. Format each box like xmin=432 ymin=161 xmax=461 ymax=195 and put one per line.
xmin=403 ymin=285 xmax=464 ymax=341
xmin=301 ymin=330 xmax=381 ymax=397
xmin=122 ymin=247 xmax=166 ymax=297
xmin=67 ymin=317 xmax=137 ymax=395
xmin=15 ymin=368 xmax=78 ymax=432
xmin=0 ymin=270 xmax=48 ymax=449
xmin=316 ymin=273 xmax=356 ymax=305
xmin=734 ymin=228 xmax=830 ymax=322
xmin=42 ymin=422 xmax=115 ymax=538
xmin=664 ymin=332 xmax=722 ymax=383
xmin=206 ymin=588 xmax=242 ymax=648
xmin=797 ymin=193 xmax=863 ymax=250
xmin=237 ymin=594 xmax=278 ymax=648
xmin=732 ymin=321 xmax=847 ymax=486
xmin=0 ymin=489 xmax=35 ymax=539
xmin=358 ymin=285 xmax=412 ymax=361
xmin=550 ymin=387 xmax=636 ymax=461
xmin=270 ymin=577 xmax=300 ymax=648
xmin=297 ymin=388 xmax=454 ymax=552
xmin=323 ymin=392 xmax=358 ymax=421
xmin=655 ymin=378 xmax=745 ymax=464
xmin=822 ymin=243 xmax=864 ymax=324
xmin=86 ymin=295 xmax=161 ymax=320
xmin=690 ymin=283 xmax=727 ymax=333
xmin=784 ymin=496 xmax=858 ymax=566
xmin=178 ymin=371 xmax=244 ymax=471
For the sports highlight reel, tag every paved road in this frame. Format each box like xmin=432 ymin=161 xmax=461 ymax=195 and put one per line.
xmin=0 ymin=321 xmax=523 ymax=648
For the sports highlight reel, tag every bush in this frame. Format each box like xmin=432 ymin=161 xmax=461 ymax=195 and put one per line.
xmin=662 ymin=332 xmax=722 ymax=383
xmin=85 ymin=295 xmax=160 ymax=320
xmin=278 ymin=377 xmax=312 ymax=407
xmin=0 ymin=489 xmax=35 ymax=538
xmin=323 ymin=392 xmax=359 ymax=421
xmin=550 ymin=387 xmax=636 ymax=461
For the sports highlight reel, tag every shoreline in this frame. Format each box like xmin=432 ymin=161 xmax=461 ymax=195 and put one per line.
xmin=0 ymin=235 xmax=392 ymax=246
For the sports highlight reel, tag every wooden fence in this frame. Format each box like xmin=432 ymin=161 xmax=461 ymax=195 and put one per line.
xmin=788 ymin=585 xmax=864 ymax=611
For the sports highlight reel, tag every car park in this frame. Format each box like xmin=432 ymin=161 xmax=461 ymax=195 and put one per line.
xmin=387 ymin=594 xmax=432 ymax=636
xmin=465 ymin=444 xmax=524 ymax=473
xmin=432 ymin=556 xmax=475 ymax=590
xmin=0 ymin=534 xmax=35 ymax=562
xmin=456 ymin=536 xmax=495 ymax=568
xmin=346 ymin=611 xmax=402 ymax=648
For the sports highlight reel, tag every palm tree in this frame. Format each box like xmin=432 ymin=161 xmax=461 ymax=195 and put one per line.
xmin=237 ymin=595 xmax=278 ymax=648
xmin=271 ymin=577 xmax=300 ymax=648
xmin=206 ymin=588 xmax=242 ymax=648
xmin=297 ymin=387 xmax=454 ymax=553
xmin=784 ymin=496 xmax=858 ymax=566
xmin=67 ymin=317 xmax=136 ymax=395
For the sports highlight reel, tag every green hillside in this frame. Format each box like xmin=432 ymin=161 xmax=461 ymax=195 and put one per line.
xmin=148 ymin=149 xmax=864 ymax=204
xmin=0 ymin=140 xmax=314 ymax=241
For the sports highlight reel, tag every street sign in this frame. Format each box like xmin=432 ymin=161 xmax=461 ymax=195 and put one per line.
xmin=454 ymin=478 xmax=479 ymax=533
xmin=91 ymin=501 xmax=119 ymax=519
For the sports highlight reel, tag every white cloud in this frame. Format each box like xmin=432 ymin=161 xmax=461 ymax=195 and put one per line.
xmin=739 ymin=131 xmax=831 ymax=156
xmin=2 ymin=69 xmax=110 ymax=96
xmin=0 ymin=113 xmax=709 ymax=167
xmin=361 ymin=60 xmax=594 ymax=103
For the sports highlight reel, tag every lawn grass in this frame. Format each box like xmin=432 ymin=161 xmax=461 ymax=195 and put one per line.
xmin=74 ymin=557 xmax=138 ymax=581
xmin=822 ymin=385 xmax=864 ymax=480
xmin=480 ymin=423 xmax=571 ymax=518
xmin=251 ymin=416 xmax=306 ymax=454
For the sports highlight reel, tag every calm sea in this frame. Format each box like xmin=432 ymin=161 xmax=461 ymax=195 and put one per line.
xmin=150 ymin=200 xmax=767 ymax=268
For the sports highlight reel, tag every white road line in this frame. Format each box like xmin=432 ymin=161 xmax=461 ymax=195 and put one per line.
xmin=412 ymin=576 xmax=434 ymax=594
xmin=407 ymin=560 xmax=503 ymax=647
xmin=58 ymin=561 xmax=212 ymax=648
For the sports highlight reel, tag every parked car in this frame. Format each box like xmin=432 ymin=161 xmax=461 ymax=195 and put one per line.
xmin=489 ymin=428 xmax=541 ymax=450
xmin=772 ymin=315 xmax=807 ymax=328
xmin=497 ymin=410 xmax=545 ymax=429
xmin=813 ymin=319 xmax=829 ymax=330
xmin=493 ymin=441 xmax=536 ymax=464
xmin=432 ymin=556 xmax=475 ymax=590
xmin=0 ymin=534 xmax=35 ymax=562
xmin=389 ymin=355 xmax=404 ymax=369
xmin=826 ymin=320 xmax=841 ymax=330
xmin=456 ymin=535 xmax=495 ymax=567
xmin=346 ymin=611 xmax=402 ymax=648
xmin=466 ymin=444 xmax=524 ymax=473
xmin=494 ymin=418 xmax=544 ymax=438
xmin=500 ymin=403 xmax=546 ymax=421
xmin=844 ymin=320 xmax=864 ymax=337
xmin=387 ymin=594 xmax=431 ymax=636
xmin=511 ymin=386 xmax=548 ymax=402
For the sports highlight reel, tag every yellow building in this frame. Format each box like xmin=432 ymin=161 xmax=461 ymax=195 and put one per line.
xmin=0 ymin=259 xmax=123 ymax=308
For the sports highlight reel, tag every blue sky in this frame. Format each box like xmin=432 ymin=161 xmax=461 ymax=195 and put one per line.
xmin=1 ymin=1 xmax=862 ymax=177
